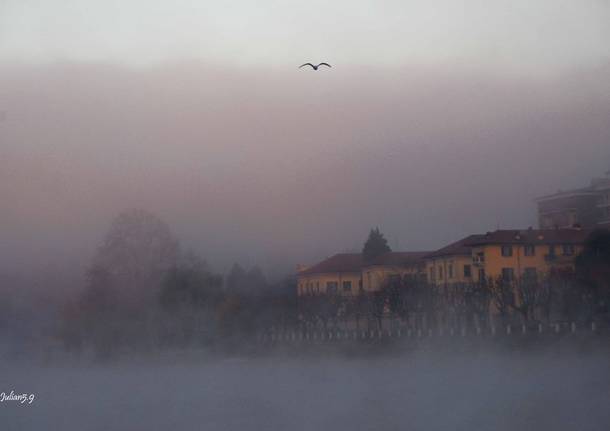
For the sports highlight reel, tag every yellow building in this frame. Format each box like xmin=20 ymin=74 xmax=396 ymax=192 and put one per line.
xmin=467 ymin=228 xmax=591 ymax=282
xmin=297 ymin=253 xmax=363 ymax=296
xmin=298 ymin=229 xmax=593 ymax=296
xmin=297 ymin=251 xmax=430 ymax=296
xmin=425 ymin=235 xmax=484 ymax=287
xmin=362 ymin=252 xmax=429 ymax=291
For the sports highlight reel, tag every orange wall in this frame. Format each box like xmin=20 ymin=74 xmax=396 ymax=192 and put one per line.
xmin=473 ymin=243 xmax=583 ymax=279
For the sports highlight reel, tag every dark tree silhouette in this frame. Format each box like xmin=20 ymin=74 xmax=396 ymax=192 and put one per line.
xmin=159 ymin=257 xmax=222 ymax=311
xmin=92 ymin=208 xmax=179 ymax=301
xmin=362 ymin=227 xmax=392 ymax=262
xmin=225 ymin=263 xmax=247 ymax=294
xmin=575 ymin=229 xmax=610 ymax=322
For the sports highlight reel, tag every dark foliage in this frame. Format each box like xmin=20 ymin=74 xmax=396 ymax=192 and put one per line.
xmin=362 ymin=227 xmax=392 ymax=262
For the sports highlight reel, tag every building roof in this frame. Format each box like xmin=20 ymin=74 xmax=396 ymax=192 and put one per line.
xmin=535 ymin=187 xmax=598 ymax=202
xmin=298 ymin=253 xmax=363 ymax=276
xmin=366 ymin=251 xmax=431 ymax=266
xmin=466 ymin=228 xmax=594 ymax=246
xmin=425 ymin=234 xmax=485 ymax=259
xmin=298 ymin=251 xmax=431 ymax=276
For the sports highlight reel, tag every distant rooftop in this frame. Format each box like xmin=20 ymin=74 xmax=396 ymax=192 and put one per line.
xmin=298 ymin=253 xmax=363 ymax=276
xmin=367 ymin=251 xmax=431 ymax=266
xmin=299 ymin=251 xmax=430 ymax=275
xmin=425 ymin=234 xmax=485 ymax=258
xmin=466 ymin=228 xmax=595 ymax=246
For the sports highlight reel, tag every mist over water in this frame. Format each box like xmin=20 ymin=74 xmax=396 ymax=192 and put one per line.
xmin=2 ymin=2 xmax=610 ymax=429
xmin=2 ymin=350 xmax=610 ymax=430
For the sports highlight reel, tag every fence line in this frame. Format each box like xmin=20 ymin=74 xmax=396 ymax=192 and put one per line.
xmin=259 ymin=321 xmax=604 ymax=345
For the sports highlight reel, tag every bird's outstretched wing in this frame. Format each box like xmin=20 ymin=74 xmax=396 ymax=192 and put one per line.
xmin=299 ymin=63 xmax=315 ymax=69
xmin=318 ymin=63 xmax=332 ymax=68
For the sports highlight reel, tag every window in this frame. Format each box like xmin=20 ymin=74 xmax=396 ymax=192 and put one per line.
xmin=448 ymin=264 xmax=454 ymax=279
xmin=463 ymin=265 xmax=472 ymax=278
xmin=478 ymin=268 xmax=486 ymax=282
xmin=438 ymin=266 xmax=443 ymax=280
xmin=524 ymin=244 xmax=535 ymax=256
xmin=429 ymin=267 xmax=435 ymax=282
xmin=524 ymin=267 xmax=537 ymax=279
xmin=501 ymin=245 xmax=513 ymax=257
xmin=548 ymin=245 xmax=556 ymax=256
xmin=562 ymin=244 xmax=574 ymax=256
xmin=501 ymin=267 xmax=515 ymax=282
xmin=326 ymin=281 xmax=338 ymax=293
xmin=342 ymin=281 xmax=352 ymax=291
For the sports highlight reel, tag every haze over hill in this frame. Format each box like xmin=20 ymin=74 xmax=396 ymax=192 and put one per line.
xmin=1 ymin=62 xmax=610 ymax=279
xmin=1 ymin=0 xmax=610 ymax=279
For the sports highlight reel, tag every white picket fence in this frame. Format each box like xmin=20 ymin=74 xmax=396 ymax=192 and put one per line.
xmin=259 ymin=321 xmax=603 ymax=344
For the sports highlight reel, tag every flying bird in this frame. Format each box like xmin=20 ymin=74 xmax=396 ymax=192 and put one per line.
xmin=299 ymin=62 xmax=331 ymax=70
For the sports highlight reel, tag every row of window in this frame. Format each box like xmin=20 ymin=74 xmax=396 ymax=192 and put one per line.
xmin=429 ymin=263 xmax=472 ymax=281
xmin=429 ymin=263 xmax=542 ymax=283
xmin=300 ymin=280 xmax=356 ymax=294
xmin=500 ymin=244 xmax=575 ymax=257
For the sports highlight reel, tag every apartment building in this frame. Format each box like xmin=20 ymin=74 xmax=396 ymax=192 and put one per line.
xmin=536 ymin=170 xmax=610 ymax=228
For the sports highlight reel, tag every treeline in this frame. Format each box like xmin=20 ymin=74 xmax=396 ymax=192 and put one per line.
xmin=59 ymin=209 xmax=296 ymax=358
xmin=298 ymin=229 xmax=610 ymax=333
xmin=58 ymin=212 xmax=610 ymax=357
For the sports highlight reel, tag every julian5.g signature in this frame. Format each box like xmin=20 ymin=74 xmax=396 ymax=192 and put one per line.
xmin=1 ymin=391 xmax=35 ymax=404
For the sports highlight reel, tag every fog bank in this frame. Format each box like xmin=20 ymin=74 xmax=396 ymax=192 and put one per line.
xmin=1 ymin=62 xmax=610 ymax=276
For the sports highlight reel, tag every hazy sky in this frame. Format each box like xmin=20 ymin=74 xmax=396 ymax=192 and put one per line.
xmin=1 ymin=1 xmax=610 ymax=278
xmin=1 ymin=0 xmax=610 ymax=71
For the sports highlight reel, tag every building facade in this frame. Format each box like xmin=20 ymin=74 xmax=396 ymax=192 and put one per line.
xmin=466 ymin=228 xmax=591 ymax=282
xmin=536 ymin=170 xmax=610 ymax=229
xmin=361 ymin=252 xmax=429 ymax=291
xmin=297 ymin=251 xmax=429 ymax=296
xmin=425 ymin=235 xmax=484 ymax=287
xmin=297 ymin=253 xmax=362 ymax=296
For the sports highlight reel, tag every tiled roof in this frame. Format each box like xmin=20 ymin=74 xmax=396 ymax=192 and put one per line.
xmin=535 ymin=186 xmax=598 ymax=202
xmin=466 ymin=229 xmax=595 ymax=246
xmin=299 ymin=251 xmax=431 ymax=275
xmin=299 ymin=253 xmax=363 ymax=276
xmin=425 ymin=234 xmax=485 ymax=258
xmin=366 ymin=251 xmax=430 ymax=266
